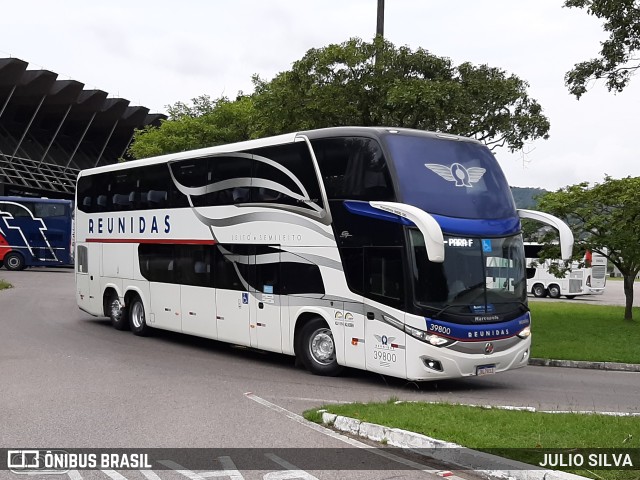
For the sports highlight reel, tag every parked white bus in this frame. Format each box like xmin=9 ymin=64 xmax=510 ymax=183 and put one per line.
xmin=75 ymin=127 xmax=573 ymax=381
xmin=525 ymin=243 xmax=606 ymax=299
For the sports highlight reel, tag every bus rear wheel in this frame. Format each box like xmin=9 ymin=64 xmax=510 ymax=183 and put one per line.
xmin=548 ymin=284 xmax=561 ymax=299
xmin=4 ymin=252 xmax=25 ymax=271
xmin=129 ymin=296 xmax=151 ymax=336
xmin=108 ymin=294 xmax=129 ymax=330
xmin=298 ymin=317 xmax=343 ymax=376
xmin=532 ymin=283 xmax=547 ymax=298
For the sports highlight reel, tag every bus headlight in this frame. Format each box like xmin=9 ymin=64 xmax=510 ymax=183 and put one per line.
xmin=517 ymin=326 xmax=531 ymax=339
xmin=405 ymin=325 xmax=453 ymax=347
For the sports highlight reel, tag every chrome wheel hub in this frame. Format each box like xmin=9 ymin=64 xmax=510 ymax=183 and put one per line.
xmin=309 ymin=328 xmax=335 ymax=365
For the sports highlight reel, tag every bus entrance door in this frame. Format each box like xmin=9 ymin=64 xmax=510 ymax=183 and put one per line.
xmin=76 ymin=243 xmax=101 ymax=314
xmin=215 ymin=250 xmax=251 ymax=347
xmin=249 ymin=248 xmax=282 ymax=353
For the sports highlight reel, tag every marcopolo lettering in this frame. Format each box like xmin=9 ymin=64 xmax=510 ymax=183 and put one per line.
xmin=89 ymin=215 xmax=171 ymax=235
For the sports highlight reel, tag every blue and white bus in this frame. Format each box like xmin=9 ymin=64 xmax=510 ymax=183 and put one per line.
xmin=75 ymin=127 xmax=573 ymax=381
xmin=0 ymin=196 xmax=74 ymax=271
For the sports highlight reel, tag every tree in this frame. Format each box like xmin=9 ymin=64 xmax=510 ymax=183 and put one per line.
xmin=128 ymin=94 xmax=256 ymax=159
xmin=536 ymin=176 xmax=640 ymax=320
xmin=252 ymin=37 xmax=550 ymax=152
xmin=564 ymin=0 xmax=640 ymax=98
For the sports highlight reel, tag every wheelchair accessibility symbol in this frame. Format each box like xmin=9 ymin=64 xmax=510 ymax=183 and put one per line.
xmin=242 ymin=292 xmax=249 ymax=304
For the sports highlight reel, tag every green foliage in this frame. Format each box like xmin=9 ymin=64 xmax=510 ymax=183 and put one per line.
xmin=305 ymin=402 xmax=640 ymax=479
xmin=537 ymin=176 xmax=640 ymax=319
xmin=130 ymin=37 xmax=550 ymax=157
xmin=0 ymin=279 xmax=12 ymax=290
xmin=530 ymin=302 xmax=640 ymax=362
xmin=252 ymin=37 xmax=550 ymax=152
xmin=128 ymin=95 xmax=256 ymax=159
xmin=564 ymin=0 xmax=640 ymax=98
xmin=511 ymin=186 xmax=548 ymax=209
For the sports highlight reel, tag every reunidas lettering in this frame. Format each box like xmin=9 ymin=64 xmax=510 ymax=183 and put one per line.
xmin=88 ymin=215 xmax=170 ymax=235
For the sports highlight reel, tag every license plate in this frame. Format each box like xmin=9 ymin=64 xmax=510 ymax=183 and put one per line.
xmin=476 ymin=364 xmax=496 ymax=376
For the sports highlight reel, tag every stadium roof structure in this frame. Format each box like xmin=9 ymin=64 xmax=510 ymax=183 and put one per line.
xmin=0 ymin=57 xmax=166 ymax=199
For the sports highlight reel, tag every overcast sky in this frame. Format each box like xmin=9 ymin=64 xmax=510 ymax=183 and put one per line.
xmin=3 ymin=0 xmax=639 ymax=190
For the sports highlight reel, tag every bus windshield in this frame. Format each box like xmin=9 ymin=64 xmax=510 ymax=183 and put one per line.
xmin=384 ymin=134 xmax=517 ymax=220
xmin=409 ymin=230 xmax=526 ymax=310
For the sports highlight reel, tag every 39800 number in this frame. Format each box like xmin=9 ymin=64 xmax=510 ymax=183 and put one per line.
xmin=374 ymin=351 xmax=397 ymax=363
xmin=429 ymin=324 xmax=451 ymax=335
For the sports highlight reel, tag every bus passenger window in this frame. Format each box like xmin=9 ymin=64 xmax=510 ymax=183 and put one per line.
xmin=364 ymin=247 xmax=404 ymax=309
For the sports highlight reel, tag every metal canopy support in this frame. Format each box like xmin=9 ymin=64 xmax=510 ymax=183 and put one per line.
xmin=94 ymin=118 xmax=119 ymax=167
xmin=118 ymin=131 xmax=136 ymax=161
xmin=65 ymin=111 xmax=96 ymax=168
xmin=10 ymin=94 xmax=46 ymax=160
xmin=40 ymin=103 xmax=73 ymax=165
xmin=0 ymin=85 xmax=16 ymax=120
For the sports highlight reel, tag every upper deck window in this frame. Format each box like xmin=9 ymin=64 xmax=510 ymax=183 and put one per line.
xmin=384 ymin=134 xmax=516 ymax=220
xmin=311 ymin=137 xmax=395 ymax=201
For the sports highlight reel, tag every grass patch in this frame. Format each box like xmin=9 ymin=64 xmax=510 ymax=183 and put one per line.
xmin=529 ymin=303 xmax=640 ymax=363
xmin=306 ymin=401 xmax=640 ymax=479
xmin=0 ymin=279 xmax=12 ymax=290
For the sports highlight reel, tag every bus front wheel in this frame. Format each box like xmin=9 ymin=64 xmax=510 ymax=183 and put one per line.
xmin=4 ymin=252 xmax=25 ymax=271
xmin=298 ymin=317 xmax=343 ymax=376
xmin=532 ymin=283 xmax=547 ymax=298
xmin=548 ymin=284 xmax=561 ymax=299
xmin=129 ymin=296 xmax=151 ymax=336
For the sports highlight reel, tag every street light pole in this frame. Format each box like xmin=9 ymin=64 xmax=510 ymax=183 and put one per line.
xmin=376 ymin=0 xmax=385 ymax=38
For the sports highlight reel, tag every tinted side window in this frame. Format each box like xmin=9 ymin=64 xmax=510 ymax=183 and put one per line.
xmin=364 ymin=246 xmax=405 ymax=309
xmin=312 ymin=137 xmax=394 ymax=201
xmin=176 ymin=245 xmax=213 ymax=288
xmin=77 ymin=175 xmax=94 ymax=213
xmin=170 ymin=156 xmax=253 ymax=207
xmin=77 ymin=245 xmax=88 ymax=273
xmin=340 ymin=247 xmax=364 ymax=295
xmin=78 ymin=164 xmax=175 ymax=213
xmin=139 ymin=244 xmax=176 ymax=283
xmin=138 ymin=164 xmax=173 ymax=210
xmin=214 ymin=247 xmax=248 ymax=291
xmin=35 ymin=202 xmax=68 ymax=218
xmin=248 ymin=142 xmax=324 ymax=211
xmin=281 ymin=262 xmax=325 ymax=295
xmin=1 ymin=202 xmax=34 ymax=217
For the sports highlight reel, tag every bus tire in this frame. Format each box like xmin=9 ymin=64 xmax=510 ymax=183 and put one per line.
xmin=548 ymin=284 xmax=561 ymax=299
xmin=107 ymin=293 xmax=129 ymax=330
xmin=4 ymin=252 xmax=25 ymax=271
xmin=129 ymin=295 xmax=151 ymax=336
xmin=532 ymin=283 xmax=547 ymax=298
xmin=298 ymin=317 xmax=343 ymax=376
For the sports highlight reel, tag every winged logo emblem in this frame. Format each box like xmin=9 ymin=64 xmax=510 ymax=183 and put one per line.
xmin=373 ymin=334 xmax=395 ymax=346
xmin=424 ymin=163 xmax=486 ymax=187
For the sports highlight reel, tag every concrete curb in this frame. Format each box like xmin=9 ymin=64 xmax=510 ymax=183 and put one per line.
xmin=321 ymin=412 xmax=590 ymax=480
xmin=529 ymin=358 xmax=640 ymax=372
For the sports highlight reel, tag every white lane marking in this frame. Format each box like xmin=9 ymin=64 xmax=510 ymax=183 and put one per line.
xmin=141 ymin=470 xmax=163 ymax=480
xmin=264 ymin=453 xmax=320 ymax=479
xmin=244 ymin=392 xmax=439 ymax=474
xmin=160 ymin=458 xmax=244 ymax=480
xmin=101 ymin=471 xmax=129 ymax=480
xmin=68 ymin=472 xmax=83 ymax=480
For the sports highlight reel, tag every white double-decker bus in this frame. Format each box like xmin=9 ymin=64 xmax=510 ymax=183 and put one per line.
xmin=75 ymin=127 xmax=573 ymax=381
xmin=525 ymin=243 xmax=606 ymax=299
